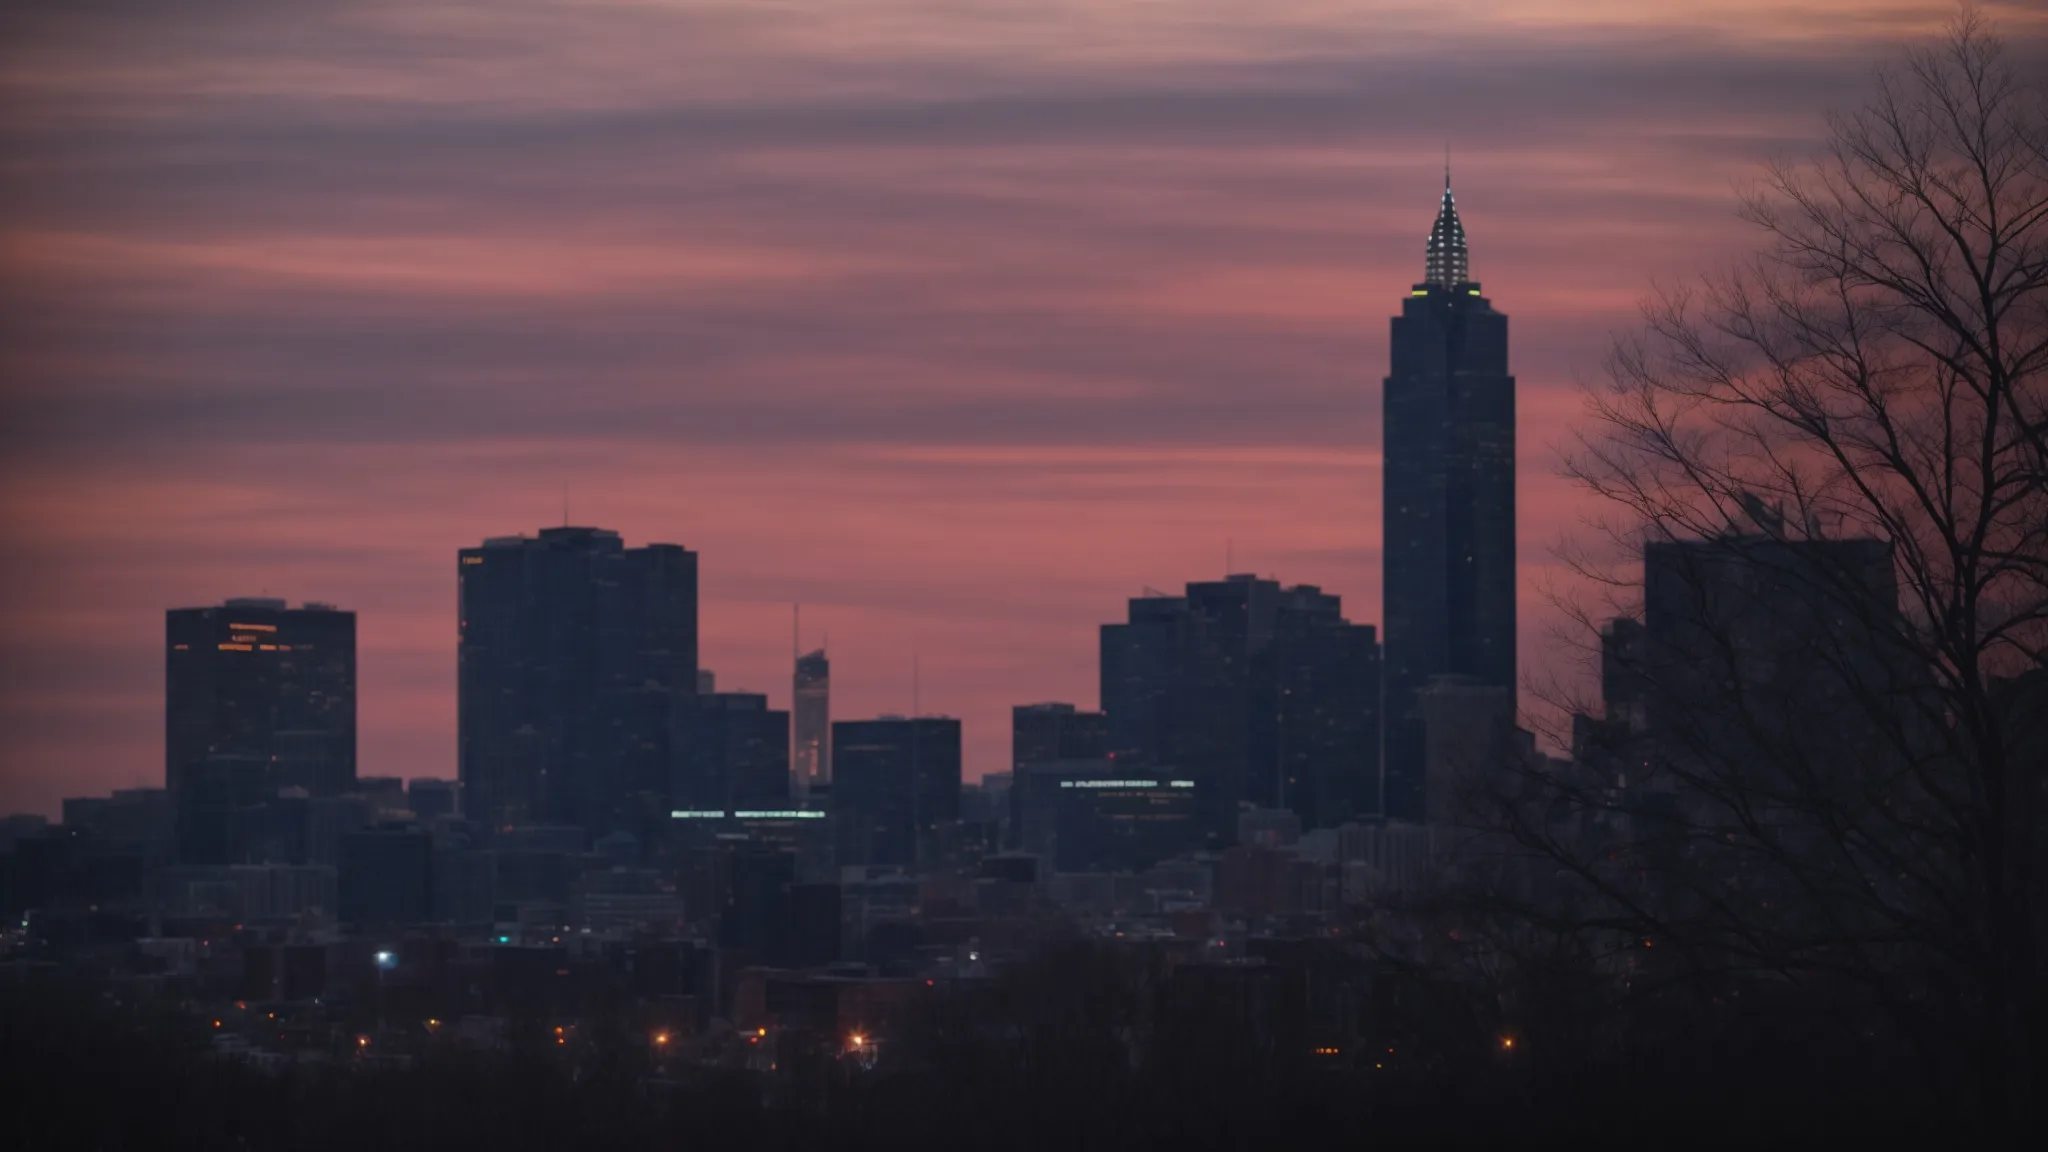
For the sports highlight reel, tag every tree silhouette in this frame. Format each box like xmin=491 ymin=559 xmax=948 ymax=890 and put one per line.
xmin=1497 ymin=11 xmax=2046 ymax=1142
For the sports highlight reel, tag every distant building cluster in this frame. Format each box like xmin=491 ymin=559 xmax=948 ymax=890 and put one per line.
xmin=9 ymin=177 xmax=1987 ymax=1083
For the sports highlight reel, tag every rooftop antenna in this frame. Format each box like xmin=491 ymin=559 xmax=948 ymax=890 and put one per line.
xmin=1226 ymin=539 xmax=1234 ymax=574
xmin=912 ymin=654 xmax=921 ymax=719
xmin=561 ymin=483 xmax=569 ymax=528
xmin=1445 ymin=142 xmax=1451 ymax=190
xmin=793 ymin=603 xmax=800 ymax=661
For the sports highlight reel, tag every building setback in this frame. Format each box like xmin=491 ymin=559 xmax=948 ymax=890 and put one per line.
xmin=1381 ymin=173 xmax=1516 ymax=821
xmin=457 ymin=527 xmax=698 ymax=838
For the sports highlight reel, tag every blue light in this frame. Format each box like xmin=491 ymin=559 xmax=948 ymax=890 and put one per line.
xmin=374 ymin=950 xmax=397 ymax=970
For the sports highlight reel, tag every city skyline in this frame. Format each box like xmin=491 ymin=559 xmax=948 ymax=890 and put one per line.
xmin=3 ymin=10 xmax=2041 ymax=1144
xmin=6 ymin=2 xmax=2045 ymax=818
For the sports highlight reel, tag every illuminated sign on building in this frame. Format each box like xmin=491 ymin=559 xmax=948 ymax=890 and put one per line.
xmin=670 ymin=809 xmax=827 ymax=820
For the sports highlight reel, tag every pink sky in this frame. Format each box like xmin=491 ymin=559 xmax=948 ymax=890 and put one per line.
xmin=3 ymin=1 xmax=2043 ymax=817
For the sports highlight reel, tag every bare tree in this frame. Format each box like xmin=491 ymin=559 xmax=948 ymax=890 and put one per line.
xmin=1496 ymin=11 xmax=2046 ymax=1140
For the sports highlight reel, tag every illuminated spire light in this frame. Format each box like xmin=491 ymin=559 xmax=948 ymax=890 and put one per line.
xmin=1424 ymin=165 xmax=1469 ymax=288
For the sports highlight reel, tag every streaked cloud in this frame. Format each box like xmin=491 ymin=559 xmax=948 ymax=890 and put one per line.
xmin=3 ymin=0 xmax=2040 ymax=813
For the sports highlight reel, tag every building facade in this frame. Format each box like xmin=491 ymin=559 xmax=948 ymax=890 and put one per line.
xmin=457 ymin=527 xmax=698 ymax=838
xmin=675 ymin=691 xmax=792 ymax=812
xmin=1101 ymin=576 xmax=1380 ymax=842
xmin=166 ymin=598 xmax=357 ymax=798
xmin=831 ymin=717 xmax=962 ymax=869
xmin=1381 ymin=176 xmax=1516 ymax=821
xmin=793 ymin=649 xmax=831 ymax=795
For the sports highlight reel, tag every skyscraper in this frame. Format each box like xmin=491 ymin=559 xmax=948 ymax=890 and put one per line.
xmin=793 ymin=648 xmax=830 ymax=794
xmin=457 ymin=527 xmax=698 ymax=837
xmin=1641 ymin=525 xmax=1905 ymax=764
xmin=675 ymin=691 xmax=791 ymax=810
xmin=831 ymin=716 xmax=962 ymax=868
xmin=1381 ymin=173 xmax=1517 ymax=821
xmin=166 ymin=598 xmax=356 ymax=797
xmin=1008 ymin=701 xmax=1111 ymax=850
xmin=1101 ymin=575 xmax=1380 ymax=841
xmin=1011 ymin=703 xmax=1109 ymax=772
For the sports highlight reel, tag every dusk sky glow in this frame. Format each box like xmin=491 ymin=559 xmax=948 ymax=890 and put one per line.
xmin=4 ymin=1 xmax=2044 ymax=816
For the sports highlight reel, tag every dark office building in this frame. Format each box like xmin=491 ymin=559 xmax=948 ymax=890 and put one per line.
xmin=1600 ymin=617 xmax=1650 ymax=735
xmin=832 ymin=717 xmax=962 ymax=868
xmin=1009 ymin=703 xmax=1111 ymax=847
xmin=1274 ymin=588 xmax=1384 ymax=829
xmin=1381 ymin=175 xmax=1517 ymax=821
xmin=720 ymin=846 xmax=795 ymax=960
xmin=457 ymin=527 xmax=698 ymax=837
xmin=172 ymin=755 xmax=271 ymax=865
xmin=1101 ymin=576 xmax=1380 ymax=842
xmin=338 ymin=826 xmax=434 ymax=928
xmin=1012 ymin=703 xmax=1109 ymax=770
xmin=356 ymin=776 xmax=406 ymax=818
xmin=669 ymin=806 xmax=835 ymax=882
xmin=407 ymin=778 xmax=460 ymax=822
xmin=674 ymin=692 xmax=791 ymax=811
xmin=793 ymin=649 xmax=831 ymax=794
xmin=1641 ymin=525 xmax=1907 ymax=763
xmin=166 ymin=598 xmax=356 ymax=797
xmin=1013 ymin=762 xmax=1201 ymax=873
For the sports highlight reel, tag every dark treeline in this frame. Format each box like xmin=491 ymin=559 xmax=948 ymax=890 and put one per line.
xmin=4 ymin=941 xmax=1948 ymax=1152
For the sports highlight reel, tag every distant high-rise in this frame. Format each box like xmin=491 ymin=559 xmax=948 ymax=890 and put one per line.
xmin=457 ymin=527 xmax=698 ymax=836
xmin=166 ymin=598 xmax=356 ymax=798
xmin=1011 ymin=702 xmax=1109 ymax=770
xmin=406 ymin=778 xmax=460 ymax=822
xmin=676 ymin=691 xmax=791 ymax=810
xmin=793 ymin=649 xmax=830 ymax=794
xmin=1382 ymin=172 xmax=1517 ymax=821
xmin=1008 ymin=702 xmax=1110 ymax=849
xmin=1641 ymin=528 xmax=1904 ymax=759
xmin=1101 ymin=576 xmax=1380 ymax=841
xmin=832 ymin=717 xmax=962 ymax=868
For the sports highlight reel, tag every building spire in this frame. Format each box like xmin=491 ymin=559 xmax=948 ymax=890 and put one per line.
xmin=1424 ymin=161 xmax=1469 ymax=287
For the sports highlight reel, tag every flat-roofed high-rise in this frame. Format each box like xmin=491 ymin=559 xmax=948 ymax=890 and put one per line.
xmin=457 ymin=526 xmax=698 ymax=837
xmin=166 ymin=598 xmax=356 ymax=797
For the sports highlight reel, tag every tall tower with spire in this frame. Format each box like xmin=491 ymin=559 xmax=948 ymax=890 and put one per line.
xmin=1379 ymin=168 xmax=1516 ymax=822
